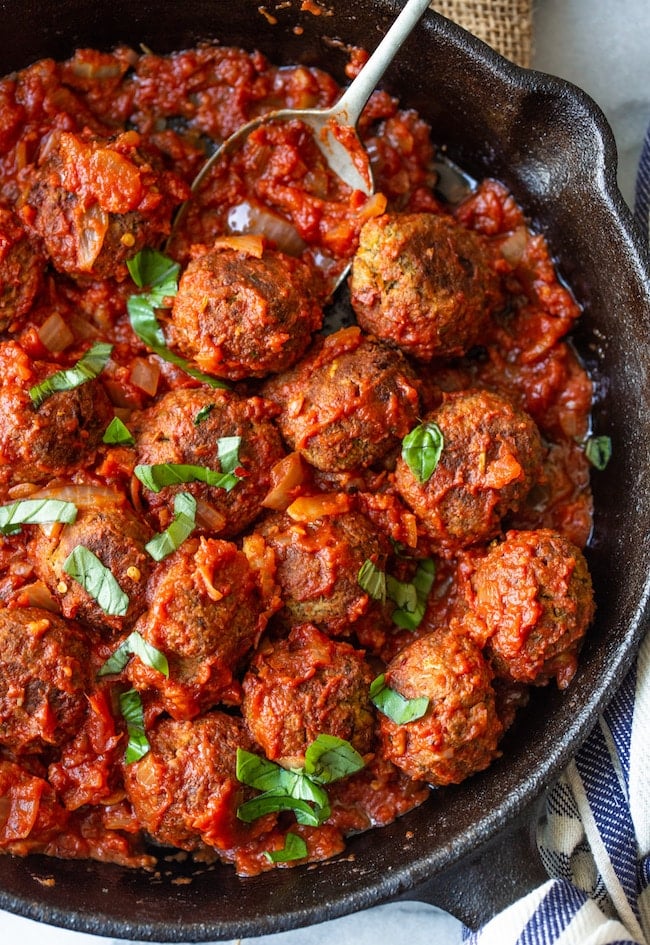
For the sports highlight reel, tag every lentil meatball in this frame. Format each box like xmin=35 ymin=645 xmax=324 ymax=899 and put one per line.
xmin=21 ymin=129 xmax=188 ymax=280
xmin=168 ymin=245 xmax=323 ymax=380
xmin=242 ymin=623 xmax=375 ymax=769
xmin=0 ymin=607 xmax=90 ymax=753
xmin=255 ymin=507 xmax=389 ymax=636
xmin=123 ymin=712 xmax=264 ymax=853
xmin=263 ymin=326 xmax=420 ymax=471
xmin=394 ymin=389 xmax=543 ymax=550
xmin=0 ymin=207 xmax=46 ymax=331
xmin=132 ymin=387 xmax=285 ymax=537
xmin=350 ymin=212 xmax=502 ymax=360
xmin=128 ymin=537 xmax=273 ymax=718
xmin=378 ymin=628 xmax=503 ymax=785
xmin=469 ymin=528 xmax=595 ymax=688
xmin=31 ymin=499 xmax=153 ymax=635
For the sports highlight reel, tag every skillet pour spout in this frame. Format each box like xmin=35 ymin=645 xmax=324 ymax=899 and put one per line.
xmin=0 ymin=0 xmax=649 ymax=940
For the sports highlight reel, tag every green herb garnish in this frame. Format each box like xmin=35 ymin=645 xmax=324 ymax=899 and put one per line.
xmin=145 ymin=492 xmax=196 ymax=561
xmin=98 ymin=630 xmax=169 ymax=678
xmin=119 ymin=689 xmax=150 ymax=763
xmin=103 ymin=416 xmax=135 ymax=445
xmin=357 ymin=558 xmax=386 ymax=603
xmin=0 ymin=498 xmax=77 ymax=535
xmin=401 ymin=421 xmax=444 ymax=482
xmin=194 ymin=403 xmax=215 ymax=426
xmin=263 ymin=832 xmax=308 ymax=864
xmin=358 ymin=557 xmax=435 ymax=631
xmin=134 ymin=461 xmax=240 ymax=494
xmin=62 ymin=545 xmax=129 ymax=616
xmin=29 ymin=342 xmax=113 ymax=408
xmin=584 ymin=434 xmax=612 ymax=470
xmin=370 ymin=674 xmax=429 ymax=725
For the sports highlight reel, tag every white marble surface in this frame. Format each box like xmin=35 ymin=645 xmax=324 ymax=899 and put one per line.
xmin=2 ymin=1 xmax=648 ymax=942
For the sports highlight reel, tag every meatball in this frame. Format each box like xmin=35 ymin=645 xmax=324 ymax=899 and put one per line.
xmin=263 ymin=326 xmax=420 ymax=471
xmin=255 ymin=508 xmax=389 ymax=636
xmin=0 ymin=207 xmax=45 ymax=332
xmin=378 ymin=628 xmax=503 ymax=786
xmin=0 ymin=607 xmax=90 ymax=753
xmin=242 ymin=623 xmax=375 ymax=768
xmin=350 ymin=212 xmax=502 ymax=360
xmin=469 ymin=528 xmax=595 ymax=688
xmin=123 ymin=712 xmax=265 ymax=853
xmin=21 ymin=129 xmax=188 ymax=280
xmin=0 ymin=343 xmax=113 ymax=489
xmin=128 ymin=537 xmax=273 ymax=718
xmin=394 ymin=389 xmax=543 ymax=550
xmin=133 ymin=387 xmax=285 ymax=538
xmin=168 ymin=245 xmax=323 ymax=380
xmin=31 ymin=499 xmax=153 ymax=635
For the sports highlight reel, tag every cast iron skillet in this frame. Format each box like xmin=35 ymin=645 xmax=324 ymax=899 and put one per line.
xmin=1 ymin=0 xmax=649 ymax=940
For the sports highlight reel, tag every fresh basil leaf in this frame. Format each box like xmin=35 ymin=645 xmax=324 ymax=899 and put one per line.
xmin=388 ymin=558 xmax=435 ymax=631
xmin=263 ymin=832 xmax=308 ymax=864
xmin=145 ymin=491 xmax=196 ymax=561
xmin=217 ymin=435 xmax=242 ymax=475
xmin=134 ymin=462 xmax=239 ymax=494
xmin=584 ymin=434 xmax=612 ymax=470
xmin=236 ymin=791 xmax=325 ymax=827
xmin=29 ymin=342 xmax=113 ymax=408
xmin=401 ymin=421 xmax=444 ymax=482
xmin=103 ymin=416 xmax=135 ymax=445
xmin=119 ymin=688 xmax=150 ymax=763
xmin=358 ymin=558 xmax=386 ymax=603
xmin=194 ymin=403 xmax=215 ymax=426
xmin=370 ymin=674 xmax=429 ymax=725
xmin=126 ymin=247 xmax=181 ymax=292
xmin=62 ymin=545 xmax=129 ymax=617
xmin=0 ymin=498 xmax=77 ymax=535
xmin=303 ymin=734 xmax=365 ymax=784
xmin=98 ymin=630 xmax=169 ymax=678
xmin=235 ymin=750 xmax=328 ymax=808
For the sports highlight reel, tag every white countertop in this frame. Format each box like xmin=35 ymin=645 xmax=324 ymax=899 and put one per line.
xmin=2 ymin=1 xmax=648 ymax=942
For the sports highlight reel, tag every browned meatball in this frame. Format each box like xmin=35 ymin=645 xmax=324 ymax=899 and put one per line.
xmin=0 ymin=207 xmax=45 ymax=332
xmin=255 ymin=508 xmax=389 ymax=636
xmin=469 ymin=528 xmax=595 ymax=688
xmin=128 ymin=537 xmax=273 ymax=718
xmin=378 ymin=628 xmax=503 ymax=785
xmin=263 ymin=326 xmax=420 ymax=471
xmin=242 ymin=623 xmax=375 ymax=768
xmin=31 ymin=499 xmax=153 ymax=635
xmin=132 ymin=387 xmax=285 ymax=537
xmin=350 ymin=212 xmax=502 ymax=360
xmin=21 ymin=129 xmax=188 ymax=280
xmin=0 ymin=607 xmax=90 ymax=753
xmin=394 ymin=389 xmax=543 ymax=551
xmin=123 ymin=712 xmax=266 ymax=853
xmin=168 ymin=245 xmax=323 ymax=380
xmin=0 ymin=345 xmax=113 ymax=488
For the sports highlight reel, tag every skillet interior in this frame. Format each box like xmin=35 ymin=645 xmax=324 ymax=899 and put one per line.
xmin=0 ymin=0 xmax=649 ymax=939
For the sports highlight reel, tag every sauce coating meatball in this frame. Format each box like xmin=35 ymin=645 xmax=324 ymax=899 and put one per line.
xmin=378 ymin=628 xmax=503 ymax=786
xmin=263 ymin=326 xmax=420 ymax=471
xmin=168 ymin=244 xmax=323 ymax=380
xmin=350 ymin=212 xmax=501 ymax=360
xmin=242 ymin=623 xmax=375 ymax=769
xmin=128 ymin=536 xmax=274 ymax=718
xmin=0 ymin=607 xmax=90 ymax=753
xmin=468 ymin=528 xmax=595 ymax=688
xmin=0 ymin=207 xmax=45 ymax=331
xmin=254 ymin=508 xmax=389 ymax=636
xmin=123 ymin=712 xmax=264 ymax=853
xmin=31 ymin=499 xmax=153 ymax=635
xmin=21 ymin=129 xmax=188 ymax=280
xmin=394 ymin=389 xmax=543 ymax=551
xmin=132 ymin=387 xmax=285 ymax=537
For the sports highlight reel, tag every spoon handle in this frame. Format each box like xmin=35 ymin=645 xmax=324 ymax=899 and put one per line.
xmin=334 ymin=0 xmax=432 ymax=125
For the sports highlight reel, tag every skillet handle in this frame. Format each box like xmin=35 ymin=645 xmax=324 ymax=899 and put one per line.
xmin=397 ymin=795 xmax=549 ymax=929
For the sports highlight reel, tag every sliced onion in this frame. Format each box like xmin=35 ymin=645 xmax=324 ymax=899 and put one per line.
xmin=129 ymin=357 xmax=160 ymax=396
xmin=70 ymin=61 xmax=123 ymax=79
xmin=17 ymin=581 xmax=59 ymax=612
xmin=76 ymin=204 xmax=109 ymax=272
xmin=29 ymin=483 xmax=126 ymax=509
xmin=262 ymin=452 xmax=308 ymax=511
xmin=194 ymin=498 xmax=227 ymax=533
xmin=37 ymin=312 xmax=75 ymax=353
xmin=286 ymin=492 xmax=351 ymax=523
xmin=500 ymin=226 xmax=528 ymax=264
xmin=226 ymin=200 xmax=306 ymax=257
xmin=213 ymin=230 xmax=266 ymax=257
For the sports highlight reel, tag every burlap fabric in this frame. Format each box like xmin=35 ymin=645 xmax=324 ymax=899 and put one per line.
xmin=431 ymin=0 xmax=532 ymax=67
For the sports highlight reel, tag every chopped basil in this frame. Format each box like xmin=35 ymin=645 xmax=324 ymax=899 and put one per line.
xmin=0 ymin=498 xmax=77 ymax=535
xmin=134 ymin=461 xmax=240 ymax=494
xmin=357 ymin=558 xmax=386 ymax=603
xmin=126 ymin=248 xmax=228 ymax=389
xmin=62 ymin=545 xmax=129 ymax=617
xmin=303 ymin=734 xmax=365 ymax=784
xmin=29 ymin=342 xmax=113 ymax=408
xmin=236 ymin=791 xmax=326 ymax=827
xmin=217 ymin=435 xmax=242 ymax=475
xmin=584 ymin=434 xmax=612 ymax=470
xmin=119 ymin=688 xmax=150 ymax=764
xmin=145 ymin=492 xmax=196 ymax=561
xmin=370 ymin=674 xmax=429 ymax=725
xmin=97 ymin=630 xmax=169 ymax=678
xmin=103 ymin=416 xmax=135 ymax=445
xmin=263 ymin=832 xmax=308 ymax=864
xmin=194 ymin=403 xmax=215 ymax=426
xmin=401 ymin=421 xmax=444 ymax=482
xmin=387 ymin=558 xmax=435 ymax=631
